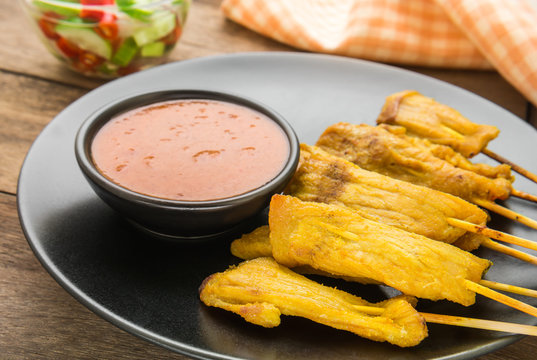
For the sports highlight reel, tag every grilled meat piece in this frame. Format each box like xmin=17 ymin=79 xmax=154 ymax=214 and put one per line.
xmin=377 ymin=90 xmax=499 ymax=158
xmin=316 ymin=123 xmax=513 ymax=202
xmin=269 ymin=195 xmax=492 ymax=306
xmin=287 ymin=144 xmax=489 ymax=250
xmin=199 ymin=257 xmax=428 ymax=347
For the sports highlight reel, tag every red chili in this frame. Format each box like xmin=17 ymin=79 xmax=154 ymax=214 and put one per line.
xmin=78 ymin=51 xmax=104 ymax=69
xmin=56 ymin=37 xmax=81 ymax=58
xmin=95 ymin=12 xmax=119 ymax=39
xmin=38 ymin=12 xmax=62 ymax=40
xmin=80 ymin=0 xmax=116 ymax=21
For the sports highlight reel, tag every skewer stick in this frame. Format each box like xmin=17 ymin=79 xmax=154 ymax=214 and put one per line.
xmin=473 ymin=198 xmax=537 ymax=231
xmin=512 ymin=189 xmax=537 ymax=204
xmin=352 ymin=305 xmax=537 ymax=336
xmin=480 ymin=280 xmax=537 ymax=299
xmin=465 ymin=280 xmax=537 ymax=318
xmin=446 ymin=217 xmax=537 ymax=251
xmin=483 ymin=148 xmax=537 ymax=185
xmin=419 ymin=312 xmax=537 ymax=336
xmin=481 ymin=239 xmax=537 ymax=266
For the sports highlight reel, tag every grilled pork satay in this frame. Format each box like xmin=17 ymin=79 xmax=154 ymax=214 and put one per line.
xmin=287 ymin=144 xmax=489 ymax=250
xmin=316 ymin=123 xmax=513 ymax=203
xmin=269 ymin=195 xmax=491 ymax=306
xmin=376 ymin=90 xmax=537 ymax=187
xmin=199 ymin=257 xmax=428 ymax=347
xmin=376 ymin=90 xmax=499 ymax=158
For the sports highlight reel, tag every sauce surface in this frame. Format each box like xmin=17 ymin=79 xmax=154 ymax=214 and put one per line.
xmin=91 ymin=99 xmax=290 ymax=201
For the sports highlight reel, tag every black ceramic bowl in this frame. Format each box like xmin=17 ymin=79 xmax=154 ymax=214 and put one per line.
xmin=75 ymin=90 xmax=299 ymax=241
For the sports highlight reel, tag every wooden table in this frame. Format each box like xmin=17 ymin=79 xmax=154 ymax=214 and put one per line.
xmin=1 ymin=0 xmax=537 ymax=358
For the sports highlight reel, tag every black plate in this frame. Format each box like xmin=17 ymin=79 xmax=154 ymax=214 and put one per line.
xmin=17 ymin=52 xmax=537 ymax=359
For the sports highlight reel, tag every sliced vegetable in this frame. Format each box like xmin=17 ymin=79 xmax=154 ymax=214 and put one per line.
xmin=117 ymin=0 xmax=156 ymax=21
xmin=55 ymin=23 xmax=112 ymax=59
xmin=141 ymin=41 xmax=164 ymax=57
xmin=33 ymin=0 xmax=81 ymax=17
xmin=112 ymin=37 xmax=138 ymax=66
xmin=132 ymin=11 xmax=175 ymax=46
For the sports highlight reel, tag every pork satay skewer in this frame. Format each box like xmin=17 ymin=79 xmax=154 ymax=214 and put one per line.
xmin=316 ymin=123 xmax=537 ymax=230
xmin=200 ymin=257 xmax=428 ymax=347
xmin=201 ymin=258 xmax=537 ymax=343
xmin=376 ymin=90 xmax=537 ymax=186
xmin=269 ymin=195 xmax=537 ymax=317
xmin=288 ymin=144 xmax=537 ymax=263
xmin=231 ymin=225 xmax=537 ymax=299
xmin=316 ymin=220 xmax=537 ymax=318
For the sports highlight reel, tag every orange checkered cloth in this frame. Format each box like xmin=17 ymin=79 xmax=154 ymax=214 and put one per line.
xmin=221 ymin=0 xmax=537 ymax=107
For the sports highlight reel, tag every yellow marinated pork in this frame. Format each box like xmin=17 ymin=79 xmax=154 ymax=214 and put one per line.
xmin=230 ymin=225 xmax=272 ymax=259
xmin=377 ymin=90 xmax=499 ymax=158
xmin=316 ymin=123 xmax=513 ymax=202
xmin=230 ymin=225 xmax=379 ymax=284
xmin=287 ymin=144 xmax=489 ymax=250
xmin=269 ymin=195 xmax=491 ymax=306
xmin=199 ymin=257 xmax=428 ymax=347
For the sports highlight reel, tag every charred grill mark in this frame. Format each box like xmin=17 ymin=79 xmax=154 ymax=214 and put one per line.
xmin=313 ymin=162 xmax=350 ymax=204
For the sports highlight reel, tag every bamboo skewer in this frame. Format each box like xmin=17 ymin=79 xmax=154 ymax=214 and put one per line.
xmin=446 ymin=217 xmax=537 ymax=265
xmin=446 ymin=217 xmax=537 ymax=251
xmin=421 ymin=312 xmax=537 ymax=335
xmin=483 ymin=148 xmax=537 ymax=185
xmin=482 ymin=239 xmax=537 ymax=266
xmin=512 ymin=189 xmax=537 ymax=204
xmin=480 ymin=280 xmax=537 ymax=299
xmin=464 ymin=280 xmax=537 ymax=318
xmin=473 ymin=198 xmax=537 ymax=231
xmin=351 ymin=305 xmax=537 ymax=336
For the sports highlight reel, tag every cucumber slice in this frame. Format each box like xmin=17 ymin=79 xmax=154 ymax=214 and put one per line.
xmin=55 ymin=24 xmax=112 ymax=59
xmin=141 ymin=41 xmax=165 ymax=57
xmin=118 ymin=0 xmax=156 ymax=21
xmin=133 ymin=11 xmax=176 ymax=46
xmin=33 ymin=0 xmax=81 ymax=17
xmin=112 ymin=37 xmax=139 ymax=66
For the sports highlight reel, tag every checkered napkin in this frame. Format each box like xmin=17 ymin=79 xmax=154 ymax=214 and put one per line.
xmin=221 ymin=0 xmax=537 ymax=107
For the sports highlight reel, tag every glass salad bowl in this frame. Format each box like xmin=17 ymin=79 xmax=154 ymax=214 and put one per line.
xmin=21 ymin=0 xmax=190 ymax=78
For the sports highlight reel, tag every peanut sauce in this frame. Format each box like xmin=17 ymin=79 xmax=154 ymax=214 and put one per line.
xmin=91 ymin=99 xmax=290 ymax=201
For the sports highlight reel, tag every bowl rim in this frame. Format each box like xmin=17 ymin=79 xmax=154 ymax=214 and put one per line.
xmin=74 ymin=89 xmax=300 ymax=209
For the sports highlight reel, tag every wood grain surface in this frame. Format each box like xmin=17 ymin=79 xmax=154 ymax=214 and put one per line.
xmin=2 ymin=0 xmax=536 ymax=359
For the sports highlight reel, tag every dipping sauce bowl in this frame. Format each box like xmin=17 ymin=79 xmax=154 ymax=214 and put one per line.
xmin=75 ymin=90 xmax=299 ymax=240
